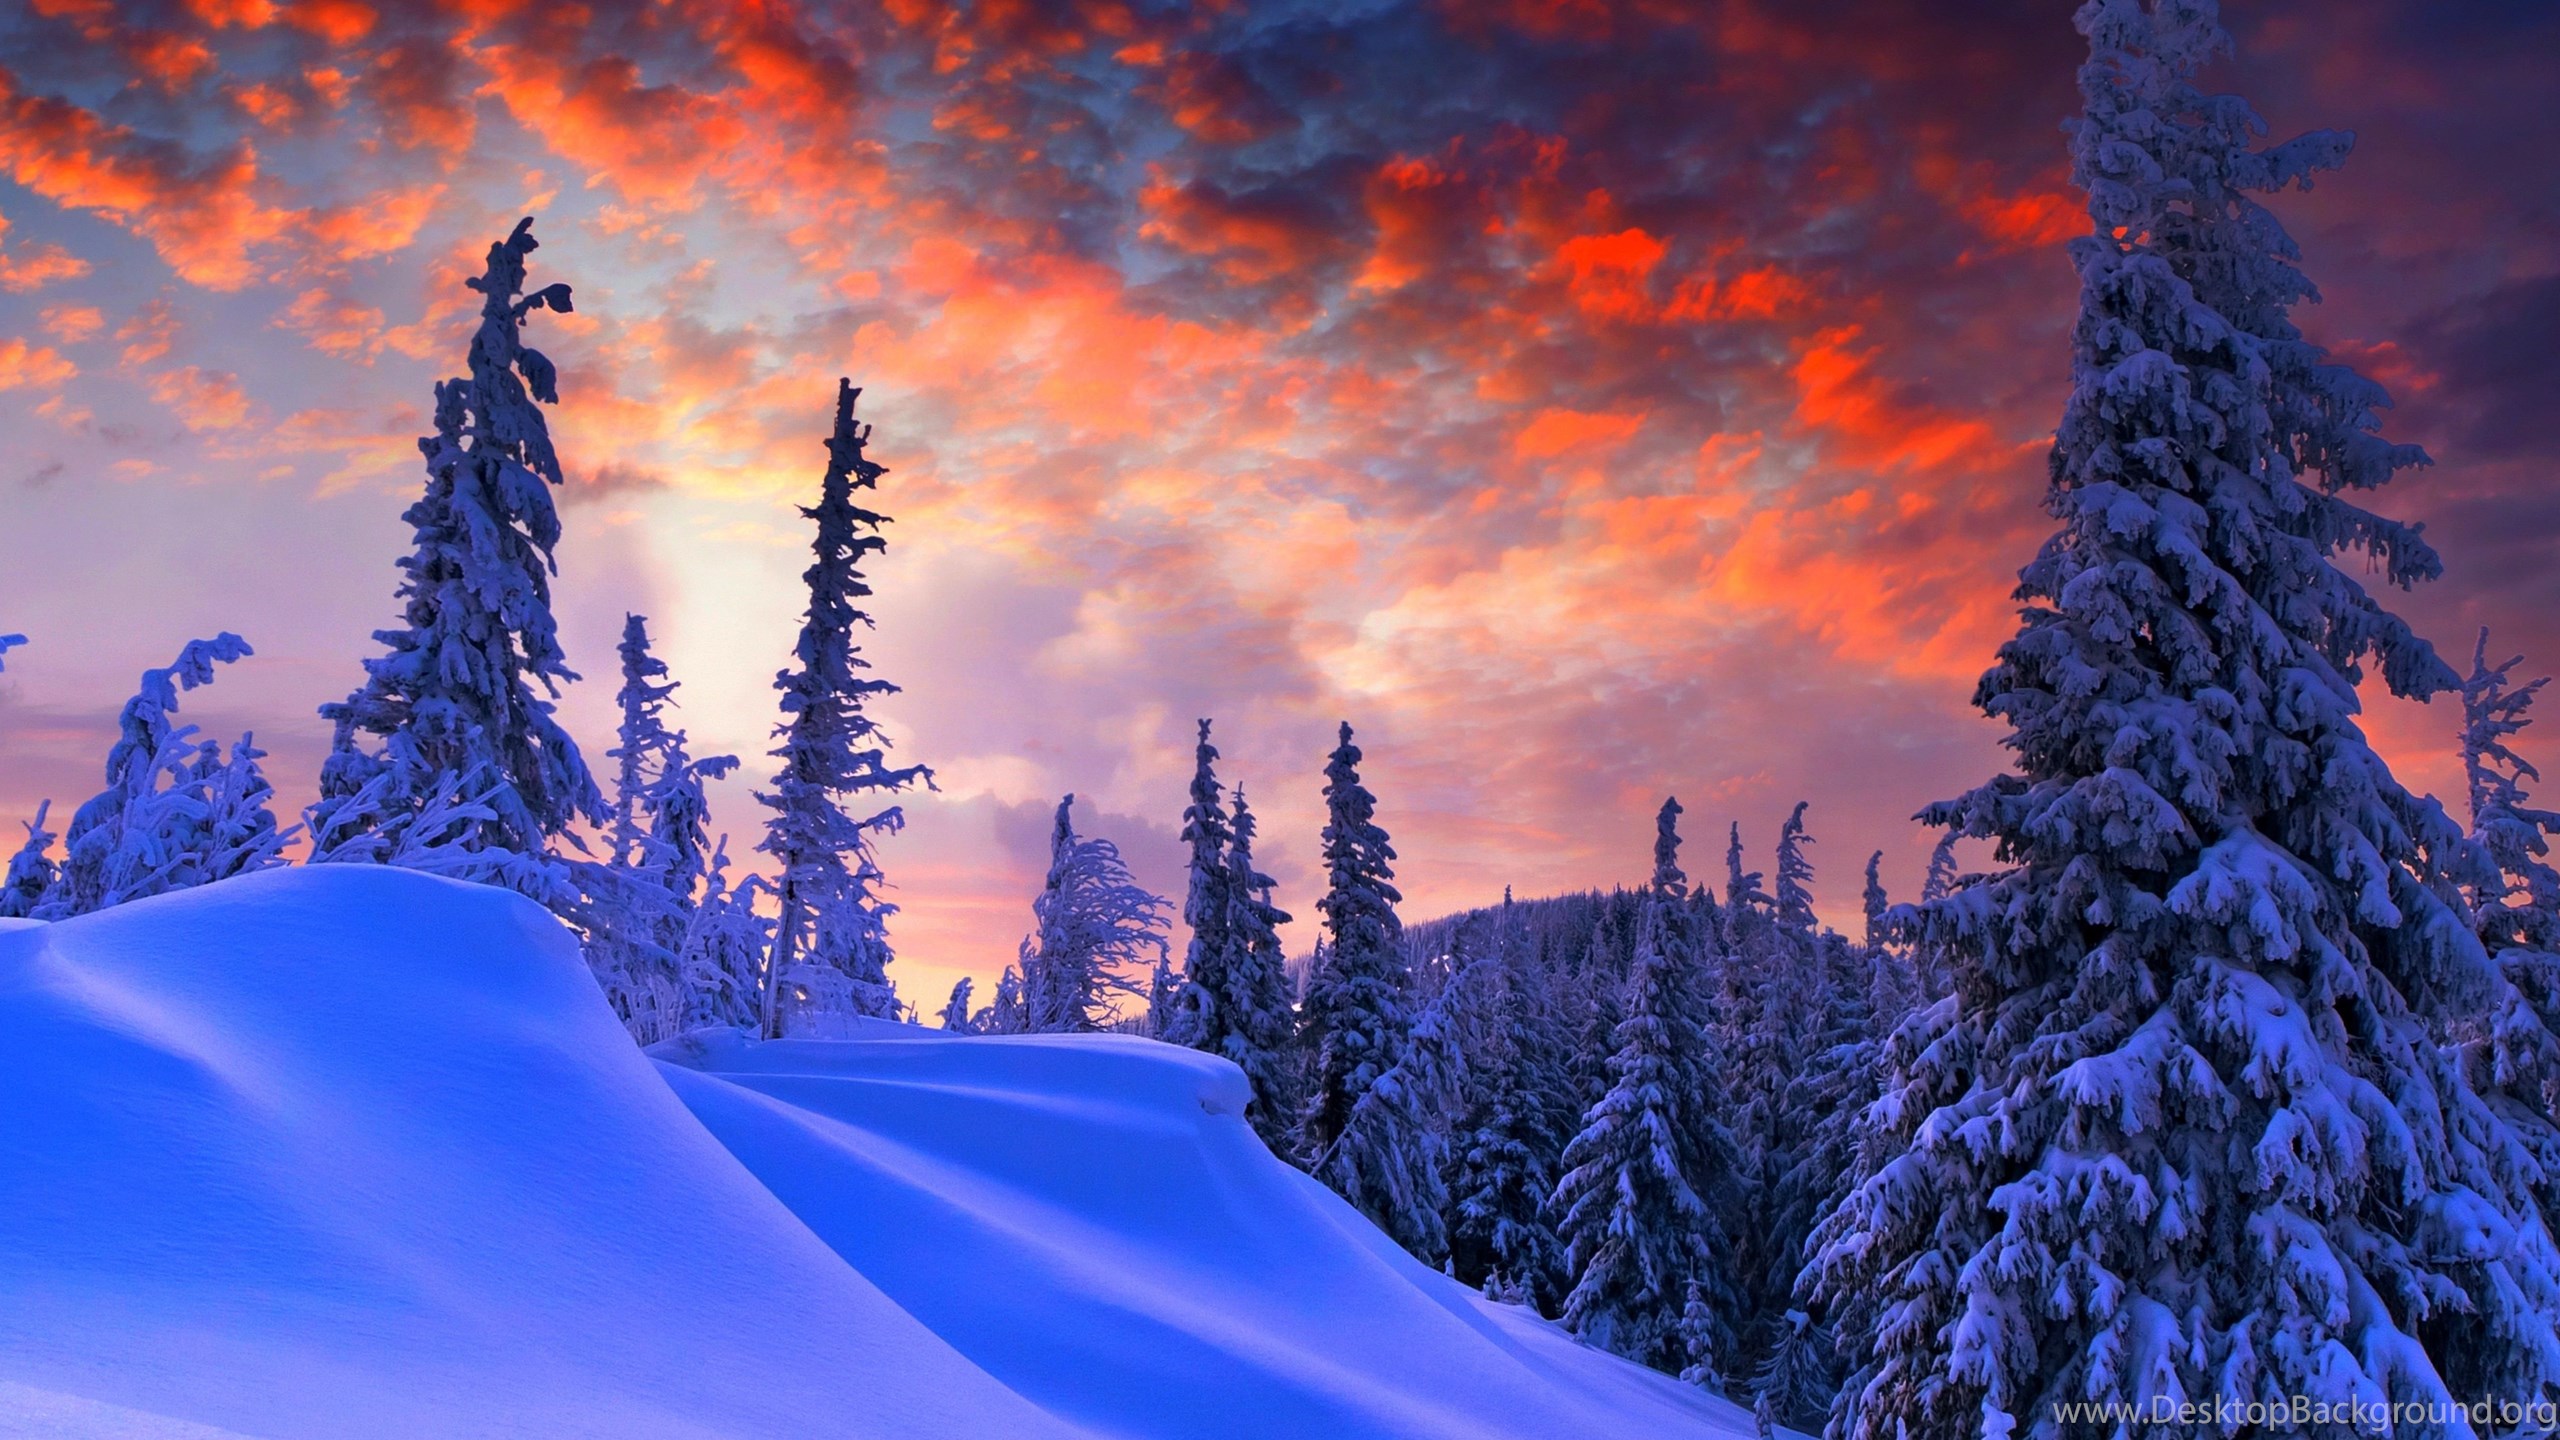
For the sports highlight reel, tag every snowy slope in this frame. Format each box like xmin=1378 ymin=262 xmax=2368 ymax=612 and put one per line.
xmin=654 ymin=1028 xmax=1749 ymax=1440
xmin=0 ymin=868 xmax=1751 ymax=1438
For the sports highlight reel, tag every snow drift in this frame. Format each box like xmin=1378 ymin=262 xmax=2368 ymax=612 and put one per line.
xmin=0 ymin=867 xmax=1749 ymax=1438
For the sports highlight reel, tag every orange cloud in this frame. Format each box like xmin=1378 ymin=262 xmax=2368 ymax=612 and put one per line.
xmin=274 ymin=286 xmax=385 ymax=356
xmin=149 ymin=365 xmax=252 ymax=430
xmin=0 ymin=233 xmax=88 ymax=292
xmin=470 ymin=44 xmax=745 ymax=209
xmin=40 ymin=304 xmax=103 ymax=342
xmin=115 ymin=300 xmax=180 ymax=368
xmin=0 ymin=336 xmax=76 ymax=390
xmin=1514 ymin=407 xmax=1646 ymax=460
xmin=0 ymin=70 xmax=299 ymax=290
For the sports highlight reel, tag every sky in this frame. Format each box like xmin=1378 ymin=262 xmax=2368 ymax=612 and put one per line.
xmin=1 ymin=0 xmax=2555 ymax=1017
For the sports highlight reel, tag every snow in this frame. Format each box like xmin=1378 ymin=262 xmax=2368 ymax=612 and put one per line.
xmin=0 ymin=867 xmax=1753 ymax=1438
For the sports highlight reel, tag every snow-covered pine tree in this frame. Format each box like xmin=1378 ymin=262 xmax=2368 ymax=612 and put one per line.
xmin=1021 ymin=795 xmax=1171 ymax=1032
xmin=1860 ymin=851 xmax=1887 ymax=949
xmin=1447 ymin=903 xmax=1571 ymax=1311
xmin=757 ymin=379 xmax=934 ymax=1038
xmin=1724 ymin=822 xmax=1771 ymax=920
xmin=1552 ymin=798 xmax=1734 ymax=1378
xmin=43 ymin=635 xmax=290 ymax=917
xmin=1145 ymin=954 xmax=1178 ymax=1037
xmin=1919 ymin=830 xmax=1959 ymax=903
xmin=0 ymin=801 xmax=55 ymax=920
xmin=1810 ymin=4 xmax=2560 ymax=1433
xmin=939 ymin=977 xmax=977 ymax=1034
xmin=189 ymin=731 xmax=286 ymax=880
xmin=981 ymin=963 xmax=1027 ymax=1035
xmin=1553 ymin=892 xmax=1719 ymax=1375
xmin=1750 ymin=1308 xmax=1836 ymax=1430
xmin=1161 ymin=719 xmax=1231 ymax=1045
xmin=1317 ymin=925 xmax=1502 ymax=1265
xmin=587 ymin=612 xmax=743 ymax=1042
xmin=1678 ymin=1281 xmax=1723 ymax=1393
xmin=1299 ymin=722 xmax=1408 ymax=1162
xmin=1772 ymin=802 xmax=1817 ymax=936
xmin=1166 ymin=784 xmax=1299 ymax=1141
xmin=0 ymin=634 xmax=27 ymax=906
xmin=606 ymin=614 xmax=681 ymax=869
xmin=677 ymin=840 xmax=770 ymax=1032
xmin=2456 ymin=632 xmax=2560 ymax=1225
xmin=313 ymin=218 xmax=598 ymax=863
xmin=2462 ymin=631 xmax=2560 ymax=963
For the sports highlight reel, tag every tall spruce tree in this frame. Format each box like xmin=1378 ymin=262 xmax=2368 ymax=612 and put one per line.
xmin=1163 ymin=719 xmax=1232 ymax=1043
xmin=1202 ymin=786 xmax=1300 ymax=1145
xmin=590 ymin=614 xmax=739 ymax=1042
xmin=1552 ymin=802 xmax=1731 ymax=1378
xmin=1299 ymin=722 xmax=1407 ymax=1161
xmin=1447 ymin=969 xmax=1570 ymax=1306
xmin=1809 ymin=4 xmax=2560 ymax=1433
xmin=314 ymin=218 xmax=597 ymax=862
xmin=758 ymin=379 xmax=933 ymax=1037
xmin=606 ymin=614 xmax=681 ymax=869
xmin=1772 ymin=802 xmax=1817 ymax=935
xmin=1552 ymin=798 xmax=1737 ymax=1378
xmin=1861 ymin=851 xmax=1888 ymax=949
xmin=2457 ymin=632 xmax=2560 ymax=1227
xmin=2461 ymin=631 xmax=2560 ymax=964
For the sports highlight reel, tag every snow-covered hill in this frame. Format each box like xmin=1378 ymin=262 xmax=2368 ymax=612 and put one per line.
xmin=0 ymin=868 xmax=1752 ymax=1438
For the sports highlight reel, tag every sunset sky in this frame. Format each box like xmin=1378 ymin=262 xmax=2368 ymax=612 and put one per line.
xmin=1 ymin=0 xmax=2554 ymax=1013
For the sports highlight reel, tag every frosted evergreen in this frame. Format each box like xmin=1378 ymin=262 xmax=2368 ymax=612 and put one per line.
xmin=2456 ymin=632 xmax=2560 ymax=1238
xmin=757 ymin=379 xmax=933 ymax=1038
xmin=586 ymin=612 xmax=742 ymax=1043
xmin=1162 ymin=719 xmax=1231 ymax=1044
xmin=939 ymin=977 xmax=978 ymax=1034
xmin=0 ymin=801 xmax=54 ymax=920
xmin=314 ymin=218 xmax=598 ymax=862
xmin=1772 ymin=802 xmax=1817 ymax=935
xmin=676 ymin=840 xmax=771 ymax=1033
xmin=1317 ymin=935 xmax=1495 ymax=1263
xmin=607 ymin=614 xmax=682 ymax=870
xmin=979 ymin=964 xmax=1028 ymax=1035
xmin=1300 ymin=722 xmax=1408 ymax=1162
xmin=1447 ymin=903 xmax=1571 ymax=1311
xmin=1552 ymin=799 xmax=1734 ymax=1378
xmin=1809 ymin=4 xmax=2560 ymax=1434
xmin=1861 ymin=851 xmax=1888 ymax=949
xmin=43 ymin=635 xmax=289 ymax=917
xmin=1170 ymin=785 xmax=1299 ymax=1145
xmin=1750 ymin=1309 xmax=1835 ymax=1431
xmin=1021 ymin=795 xmax=1171 ymax=1033
xmin=1921 ymin=831 xmax=1960 ymax=904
